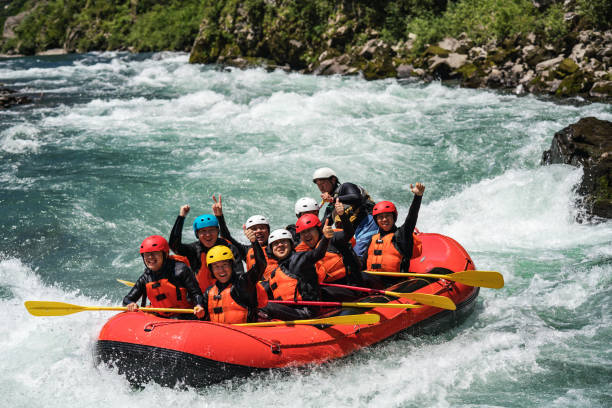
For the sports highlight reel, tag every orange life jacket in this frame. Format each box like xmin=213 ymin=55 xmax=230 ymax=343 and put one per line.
xmin=194 ymin=239 xmax=232 ymax=294
xmin=267 ymin=265 xmax=302 ymax=301
xmin=247 ymin=245 xmax=277 ymax=278
xmin=295 ymin=241 xmax=347 ymax=283
xmin=367 ymin=231 xmax=422 ymax=272
xmin=145 ymin=278 xmax=193 ymax=317
xmin=206 ymin=282 xmax=268 ymax=323
xmin=170 ymin=254 xmax=191 ymax=268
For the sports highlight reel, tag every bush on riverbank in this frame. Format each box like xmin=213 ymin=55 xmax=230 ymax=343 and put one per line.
xmin=1 ymin=0 xmax=206 ymax=54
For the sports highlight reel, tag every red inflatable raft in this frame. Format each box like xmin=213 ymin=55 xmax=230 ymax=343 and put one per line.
xmin=95 ymin=233 xmax=479 ymax=387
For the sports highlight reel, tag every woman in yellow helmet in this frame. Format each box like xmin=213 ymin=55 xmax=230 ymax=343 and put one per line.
xmin=202 ymin=226 xmax=268 ymax=323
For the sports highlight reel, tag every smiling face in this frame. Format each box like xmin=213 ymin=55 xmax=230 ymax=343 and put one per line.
xmin=142 ymin=251 xmax=164 ymax=272
xmin=197 ymin=226 xmax=219 ymax=248
xmin=299 ymin=227 xmax=320 ymax=249
xmin=210 ymin=260 xmax=233 ymax=284
xmin=271 ymin=239 xmax=292 ymax=259
xmin=375 ymin=213 xmax=395 ymax=232
xmin=249 ymin=224 xmax=270 ymax=245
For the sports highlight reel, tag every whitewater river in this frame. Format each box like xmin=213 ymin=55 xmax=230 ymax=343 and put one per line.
xmin=1 ymin=52 xmax=610 ymax=407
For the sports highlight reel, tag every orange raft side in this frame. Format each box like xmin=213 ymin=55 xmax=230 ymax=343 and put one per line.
xmin=95 ymin=233 xmax=478 ymax=386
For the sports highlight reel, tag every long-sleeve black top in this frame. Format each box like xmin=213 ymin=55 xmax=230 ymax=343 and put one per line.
xmin=270 ymin=236 xmax=330 ymax=300
xmin=321 ymin=182 xmax=364 ymax=222
xmin=203 ymin=240 xmax=267 ymax=322
xmin=217 ymin=213 xmax=252 ymax=260
xmin=169 ymin=215 xmax=243 ymax=276
xmin=361 ymin=194 xmax=422 ymax=269
xmin=122 ymin=257 xmax=204 ymax=307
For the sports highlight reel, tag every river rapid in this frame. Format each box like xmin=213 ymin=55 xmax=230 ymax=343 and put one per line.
xmin=1 ymin=52 xmax=611 ymax=407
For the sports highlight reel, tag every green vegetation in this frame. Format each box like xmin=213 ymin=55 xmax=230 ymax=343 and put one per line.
xmin=1 ymin=0 xmax=206 ymax=54
xmin=2 ymin=0 xmax=611 ymax=57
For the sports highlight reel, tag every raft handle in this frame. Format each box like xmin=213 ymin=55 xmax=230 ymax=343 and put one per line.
xmin=270 ymin=344 xmax=281 ymax=354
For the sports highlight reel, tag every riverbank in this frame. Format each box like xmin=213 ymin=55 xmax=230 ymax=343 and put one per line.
xmin=1 ymin=1 xmax=611 ymax=101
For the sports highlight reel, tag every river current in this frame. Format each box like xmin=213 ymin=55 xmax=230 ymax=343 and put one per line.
xmin=1 ymin=52 xmax=611 ymax=407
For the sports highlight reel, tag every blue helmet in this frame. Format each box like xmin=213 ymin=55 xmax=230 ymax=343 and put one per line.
xmin=193 ymin=214 xmax=219 ymax=237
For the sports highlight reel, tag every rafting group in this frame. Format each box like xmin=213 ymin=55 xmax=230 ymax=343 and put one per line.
xmin=123 ymin=167 xmax=426 ymax=323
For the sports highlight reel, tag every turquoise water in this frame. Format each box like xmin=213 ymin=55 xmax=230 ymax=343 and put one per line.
xmin=1 ymin=52 xmax=611 ymax=407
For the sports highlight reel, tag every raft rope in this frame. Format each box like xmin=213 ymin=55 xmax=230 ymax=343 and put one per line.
xmin=142 ymin=319 xmax=367 ymax=353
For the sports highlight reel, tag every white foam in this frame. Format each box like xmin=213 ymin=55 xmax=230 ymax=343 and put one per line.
xmin=0 ymin=124 xmax=42 ymax=154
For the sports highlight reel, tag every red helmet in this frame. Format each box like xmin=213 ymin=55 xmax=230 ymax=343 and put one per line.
xmin=373 ymin=201 xmax=398 ymax=218
xmin=139 ymin=235 xmax=169 ymax=254
xmin=296 ymin=213 xmax=322 ymax=233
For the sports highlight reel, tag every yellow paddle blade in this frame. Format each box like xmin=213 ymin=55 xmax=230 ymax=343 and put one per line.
xmin=24 ymin=301 xmax=195 ymax=317
xmin=24 ymin=301 xmax=125 ymax=316
xmin=116 ymin=279 xmax=135 ymax=287
xmin=341 ymin=302 xmax=422 ymax=309
xmin=365 ymin=270 xmax=504 ymax=289
xmin=384 ymin=291 xmax=456 ymax=310
xmin=234 ymin=313 xmax=380 ymax=327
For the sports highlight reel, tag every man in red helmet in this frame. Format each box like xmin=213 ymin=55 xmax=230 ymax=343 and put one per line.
xmin=294 ymin=200 xmax=364 ymax=298
xmin=363 ymin=183 xmax=425 ymax=286
xmin=123 ymin=235 xmax=205 ymax=319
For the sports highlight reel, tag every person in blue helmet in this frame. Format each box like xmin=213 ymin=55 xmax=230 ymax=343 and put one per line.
xmin=169 ymin=197 xmax=243 ymax=294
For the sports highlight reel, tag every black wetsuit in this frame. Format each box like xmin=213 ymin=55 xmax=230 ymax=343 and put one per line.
xmin=361 ymin=194 xmax=423 ymax=286
xmin=321 ymin=182 xmax=375 ymax=223
xmin=317 ymin=212 xmax=365 ymax=300
xmin=203 ymin=240 xmax=267 ymax=322
xmin=122 ymin=257 xmax=204 ymax=308
xmin=261 ymin=236 xmax=330 ymax=320
xmin=169 ymin=215 xmax=243 ymax=277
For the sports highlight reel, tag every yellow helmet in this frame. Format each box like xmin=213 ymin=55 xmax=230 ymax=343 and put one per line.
xmin=206 ymin=245 xmax=234 ymax=266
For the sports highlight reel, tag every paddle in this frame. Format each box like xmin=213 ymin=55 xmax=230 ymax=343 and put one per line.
xmin=270 ymin=300 xmax=422 ymax=309
xmin=117 ymin=278 xmax=134 ymax=287
xmin=321 ymin=282 xmax=456 ymax=310
xmin=364 ymin=269 xmax=504 ymax=289
xmin=234 ymin=313 xmax=380 ymax=326
xmin=24 ymin=301 xmax=195 ymax=317
xmin=116 ymin=278 xmax=453 ymax=309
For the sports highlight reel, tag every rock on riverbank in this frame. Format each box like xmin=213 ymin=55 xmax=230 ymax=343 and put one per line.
xmin=542 ymin=117 xmax=612 ymax=220
xmin=189 ymin=3 xmax=612 ymax=101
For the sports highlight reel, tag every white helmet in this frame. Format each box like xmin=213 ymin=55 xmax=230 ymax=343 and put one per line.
xmin=294 ymin=197 xmax=320 ymax=217
xmin=245 ymin=215 xmax=270 ymax=230
xmin=312 ymin=167 xmax=336 ymax=182
xmin=268 ymin=229 xmax=293 ymax=246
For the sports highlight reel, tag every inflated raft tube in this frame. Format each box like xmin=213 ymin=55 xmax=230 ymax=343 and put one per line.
xmin=94 ymin=233 xmax=478 ymax=388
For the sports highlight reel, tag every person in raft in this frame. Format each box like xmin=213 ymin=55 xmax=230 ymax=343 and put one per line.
xmin=294 ymin=199 xmax=364 ymax=300
xmin=123 ymin=235 xmax=205 ymax=319
xmin=285 ymin=197 xmax=321 ymax=243
xmin=260 ymin=221 xmax=333 ymax=320
xmin=201 ymin=226 xmax=268 ymax=323
xmin=169 ymin=201 xmax=242 ymax=295
xmin=312 ymin=167 xmax=378 ymax=257
xmin=210 ymin=193 xmax=272 ymax=273
xmin=362 ymin=182 xmax=426 ymax=287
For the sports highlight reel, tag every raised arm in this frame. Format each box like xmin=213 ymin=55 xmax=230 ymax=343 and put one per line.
xmin=169 ymin=205 xmax=197 ymax=258
xmin=398 ymin=183 xmax=424 ymax=245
